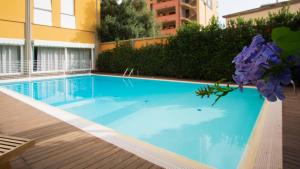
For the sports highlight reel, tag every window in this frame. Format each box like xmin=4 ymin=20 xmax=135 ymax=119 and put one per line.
xmin=61 ymin=0 xmax=76 ymax=29
xmin=34 ymin=0 xmax=52 ymax=26
xmin=67 ymin=48 xmax=91 ymax=71
xmin=33 ymin=47 xmax=65 ymax=72
xmin=0 ymin=45 xmax=21 ymax=74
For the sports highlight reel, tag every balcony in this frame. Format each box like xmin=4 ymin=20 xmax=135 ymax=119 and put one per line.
xmin=180 ymin=0 xmax=196 ymax=10
xmin=156 ymin=13 xmax=177 ymax=23
xmin=180 ymin=0 xmax=196 ymax=6
xmin=152 ymin=0 xmax=177 ymax=10
xmin=180 ymin=17 xmax=192 ymax=23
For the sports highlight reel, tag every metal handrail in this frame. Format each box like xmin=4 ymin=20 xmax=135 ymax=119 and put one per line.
xmin=128 ymin=68 xmax=134 ymax=77
xmin=123 ymin=68 xmax=129 ymax=77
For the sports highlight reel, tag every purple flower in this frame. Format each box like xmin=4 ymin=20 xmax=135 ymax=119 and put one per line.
xmin=232 ymin=34 xmax=292 ymax=102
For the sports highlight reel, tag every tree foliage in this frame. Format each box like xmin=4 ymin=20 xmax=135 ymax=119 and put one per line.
xmin=98 ymin=0 xmax=159 ymax=42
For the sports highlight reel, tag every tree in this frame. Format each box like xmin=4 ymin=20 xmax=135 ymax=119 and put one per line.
xmin=98 ymin=0 xmax=159 ymax=42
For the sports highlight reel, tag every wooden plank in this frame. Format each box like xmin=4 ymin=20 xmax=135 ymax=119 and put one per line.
xmin=0 ymin=91 xmax=164 ymax=169
xmin=0 ymin=135 xmax=34 ymax=167
xmin=124 ymin=158 xmax=147 ymax=169
xmin=53 ymin=140 xmax=110 ymax=169
xmin=0 ymin=144 xmax=14 ymax=150
xmin=110 ymin=154 xmax=140 ymax=169
xmin=66 ymin=144 xmax=117 ymax=169
xmin=0 ymin=135 xmax=30 ymax=142
xmin=83 ymin=147 xmax=122 ymax=169
xmin=139 ymin=161 xmax=155 ymax=168
xmin=283 ymin=88 xmax=300 ymax=169
xmin=88 ymin=148 xmax=131 ymax=169
xmin=0 ymin=138 xmax=26 ymax=145
xmin=0 ymin=140 xmax=20 ymax=147
xmin=27 ymin=137 xmax=97 ymax=165
xmin=0 ymin=148 xmax=10 ymax=154
xmin=30 ymin=138 xmax=99 ymax=169
xmin=101 ymin=150 xmax=133 ymax=169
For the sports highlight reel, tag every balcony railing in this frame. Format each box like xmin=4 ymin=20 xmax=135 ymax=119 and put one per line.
xmin=0 ymin=59 xmax=92 ymax=79
xmin=180 ymin=0 xmax=196 ymax=6
xmin=180 ymin=2 xmax=197 ymax=10
xmin=153 ymin=0 xmax=177 ymax=10
xmin=156 ymin=13 xmax=177 ymax=23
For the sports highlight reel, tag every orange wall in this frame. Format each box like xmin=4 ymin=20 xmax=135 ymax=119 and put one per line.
xmin=99 ymin=42 xmax=117 ymax=51
xmin=134 ymin=37 xmax=168 ymax=48
xmin=31 ymin=0 xmax=97 ymax=43
xmin=99 ymin=37 xmax=169 ymax=52
xmin=0 ymin=0 xmax=25 ymax=39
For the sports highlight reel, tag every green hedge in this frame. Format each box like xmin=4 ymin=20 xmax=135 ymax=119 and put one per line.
xmin=97 ymin=8 xmax=300 ymax=83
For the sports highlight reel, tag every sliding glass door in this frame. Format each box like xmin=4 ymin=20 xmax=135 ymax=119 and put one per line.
xmin=33 ymin=47 xmax=65 ymax=72
xmin=67 ymin=48 xmax=91 ymax=71
xmin=0 ymin=45 xmax=21 ymax=75
xmin=33 ymin=47 xmax=92 ymax=73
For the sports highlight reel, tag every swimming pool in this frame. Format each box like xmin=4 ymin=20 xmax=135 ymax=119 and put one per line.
xmin=0 ymin=75 xmax=264 ymax=169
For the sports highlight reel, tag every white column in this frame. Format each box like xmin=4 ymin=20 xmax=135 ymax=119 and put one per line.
xmin=25 ymin=0 xmax=32 ymax=77
xmin=64 ymin=48 xmax=68 ymax=73
xmin=20 ymin=46 xmax=24 ymax=73
xmin=8 ymin=48 xmax=12 ymax=73
xmin=91 ymin=48 xmax=94 ymax=72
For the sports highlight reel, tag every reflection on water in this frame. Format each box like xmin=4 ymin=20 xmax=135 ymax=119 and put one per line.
xmin=1 ymin=75 xmax=264 ymax=169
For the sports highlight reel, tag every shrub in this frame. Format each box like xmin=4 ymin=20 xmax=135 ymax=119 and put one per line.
xmin=97 ymin=8 xmax=300 ymax=83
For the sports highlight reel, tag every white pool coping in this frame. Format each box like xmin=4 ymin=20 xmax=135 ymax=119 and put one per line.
xmin=0 ymin=74 xmax=282 ymax=169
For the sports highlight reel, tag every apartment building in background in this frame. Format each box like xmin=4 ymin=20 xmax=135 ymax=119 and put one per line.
xmin=223 ymin=0 xmax=300 ymax=23
xmin=147 ymin=0 xmax=218 ymax=35
xmin=0 ymin=0 xmax=100 ymax=77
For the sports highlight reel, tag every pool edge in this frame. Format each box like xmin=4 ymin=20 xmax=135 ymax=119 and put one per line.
xmin=0 ymin=87 xmax=213 ymax=169
xmin=238 ymin=100 xmax=282 ymax=169
xmin=0 ymin=74 xmax=280 ymax=169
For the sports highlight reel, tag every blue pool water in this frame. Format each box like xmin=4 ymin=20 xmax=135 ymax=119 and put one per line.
xmin=0 ymin=75 xmax=264 ymax=169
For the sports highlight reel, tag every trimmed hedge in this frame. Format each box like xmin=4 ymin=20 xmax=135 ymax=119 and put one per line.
xmin=97 ymin=8 xmax=300 ymax=83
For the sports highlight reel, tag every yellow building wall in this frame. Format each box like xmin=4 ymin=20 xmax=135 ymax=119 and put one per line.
xmin=0 ymin=0 xmax=25 ymax=39
xmin=32 ymin=25 xmax=96 ymax=44
xmin=0 ymin=0 xmax=98 ymax=43
xmin=226 ymin=3 xmax=300 ymax=22
xmin=31 ymin=0 xmax=97 ymax=44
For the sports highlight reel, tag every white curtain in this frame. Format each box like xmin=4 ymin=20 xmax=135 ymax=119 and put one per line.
xmin=36 ymin=47 xmax=65 ymax=72
xmin=0 ymin=45 xmax=20 ymax=74
xmin=67 ymin=48 xmax=91 ymax=71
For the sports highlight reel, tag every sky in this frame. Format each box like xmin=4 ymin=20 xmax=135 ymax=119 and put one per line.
xmin=218 ymin=0 xmax=289 ymax=23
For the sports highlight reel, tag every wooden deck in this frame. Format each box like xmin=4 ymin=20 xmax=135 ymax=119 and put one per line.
xmin=0 ymin=86 xmax=299 ymax=169
xmin=283 ymin=88 xmax=300 ymax=169
xmin=0 ymin=92 xmax=163 ymax=169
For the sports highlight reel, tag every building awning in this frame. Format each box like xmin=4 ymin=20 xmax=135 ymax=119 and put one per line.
xmin=33 ymin=40 xmax=95 ymax=48
xmin=0 ymin=38 xmax=25 ymax=45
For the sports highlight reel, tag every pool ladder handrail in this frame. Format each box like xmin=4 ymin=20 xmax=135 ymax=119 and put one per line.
xmin=123 ymin=68 xmax=134 ymax=77
xmin=122 ymin=68 xmax=129 ymax=77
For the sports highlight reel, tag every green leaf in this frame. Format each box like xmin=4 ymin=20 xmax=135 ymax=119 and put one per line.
xmin=271 ymin=27 xmax=300 ymax=57
xmin=196 ymin=80 xmax=237 ymax=106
